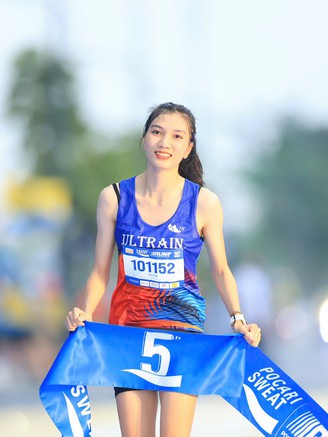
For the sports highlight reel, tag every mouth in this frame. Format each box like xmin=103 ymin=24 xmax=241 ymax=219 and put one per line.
xmin=154 ymin=151 xmax=172 ymax=160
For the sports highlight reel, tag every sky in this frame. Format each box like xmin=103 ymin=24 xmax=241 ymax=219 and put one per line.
xmin=1 ymin=0 xmax=328 ymax=229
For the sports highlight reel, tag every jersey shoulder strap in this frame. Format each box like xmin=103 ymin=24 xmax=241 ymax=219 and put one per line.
xmin=112 ymin=182 xmax=120 ymax=204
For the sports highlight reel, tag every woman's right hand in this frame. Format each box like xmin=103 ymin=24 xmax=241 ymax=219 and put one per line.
xmin=65 ymin=307 xmax=92 ymax=332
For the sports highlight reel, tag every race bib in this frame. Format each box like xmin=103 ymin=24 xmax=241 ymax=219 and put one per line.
xmin=122 ymin=246 xmax=184 ymax=290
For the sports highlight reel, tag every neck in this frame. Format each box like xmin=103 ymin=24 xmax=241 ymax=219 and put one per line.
xmin=138 ymin=170 xmax=184 ymax=200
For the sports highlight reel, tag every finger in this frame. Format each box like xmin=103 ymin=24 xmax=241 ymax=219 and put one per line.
xmin=246 ymin=324 xmax=261 ymax=337
xmin=67 ymin=311 xmax=76 ymax=326
xmin=65 ymin=315 xmax=77 ymax=331
xmin=77 ymin=316 xmax=86 ymax=326
xmin=232 ymin=320 xmax=248 ymax=334
xmin=66 ymin=309 xmax=85 ymax=330
xmin=246 ymin=323 xmax=259 ymax=333
xmin=73 ymin=307 xmax=83 ymax=320
xmin=249 ymin=331 xmax=262 ymax=347
xmin=243 ymin=324 xmax=262 ymax=347
xmin=72 ymin=308 xmax=87 ymax=325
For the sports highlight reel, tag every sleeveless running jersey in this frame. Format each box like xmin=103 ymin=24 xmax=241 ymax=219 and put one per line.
xmin=109 ymin=176 xmax=206 ymax=332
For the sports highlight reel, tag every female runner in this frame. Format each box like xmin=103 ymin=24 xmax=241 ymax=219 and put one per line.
xmin=66 ymin=102 xmax=262 ymax=437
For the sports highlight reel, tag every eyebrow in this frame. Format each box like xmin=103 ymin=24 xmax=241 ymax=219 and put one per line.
xmin=150 ymin=124 xmax=187 ymax=134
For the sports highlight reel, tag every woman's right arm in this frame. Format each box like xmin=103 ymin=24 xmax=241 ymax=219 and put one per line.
xmin=65 ymin=185 xmax=118 ymax=331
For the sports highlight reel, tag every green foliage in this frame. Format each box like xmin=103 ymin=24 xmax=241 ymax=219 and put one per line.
xmin=245 ymin=119 xmax=328 ymax=292
xmin=7 ymin=48 xmax=145 ymax=228
xmin=69 ymin=133 xmax=145 ymax=230
xmin=7 ymin=49 xmax=87 ymax=176
xmin=6 ymin=48 xmax=145 ymax=295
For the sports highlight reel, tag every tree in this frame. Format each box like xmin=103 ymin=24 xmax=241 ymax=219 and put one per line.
xmin=7 ymin=48 xmax=145 ymax=224
xmin=6 ymin=48 xmax=145 ymax=296
xmin=245 ymin=119 xmax=328 ymax=292
xmin=68 ymin=132 xmax=145 ymax=229
xmin=7 ymin=49 xmax=87 ymax=176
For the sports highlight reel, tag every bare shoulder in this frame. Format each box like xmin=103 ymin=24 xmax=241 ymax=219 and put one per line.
xmin=198 ymin=187 xmax=223 ymax=215
xmin=197 ymin=187 xmax=224 ymax=232
xmin=97 ymin=183 xmax=119 ymax=220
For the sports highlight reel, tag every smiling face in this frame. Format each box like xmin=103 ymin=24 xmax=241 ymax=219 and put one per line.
xmin=143 ymin=112 xmax=193 ymax=170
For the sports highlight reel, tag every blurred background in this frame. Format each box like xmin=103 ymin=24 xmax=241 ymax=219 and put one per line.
xmin=0 ymin=0 xmax=327 ymax=436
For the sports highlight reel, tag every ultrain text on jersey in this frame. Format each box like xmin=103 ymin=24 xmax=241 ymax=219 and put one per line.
xmin=121 ymin=233 xmax=184 ymax=249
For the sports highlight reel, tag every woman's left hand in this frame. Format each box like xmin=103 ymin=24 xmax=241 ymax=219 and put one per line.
xmin=233 ymin=321 xmax=262 ymax=347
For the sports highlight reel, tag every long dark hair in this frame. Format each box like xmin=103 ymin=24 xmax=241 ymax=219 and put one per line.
xmin=142 ymin=102 xmax=204 ymax=187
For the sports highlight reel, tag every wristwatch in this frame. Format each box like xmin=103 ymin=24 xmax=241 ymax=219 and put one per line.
xmin=230 ymin=312 xmax=247 ymax=328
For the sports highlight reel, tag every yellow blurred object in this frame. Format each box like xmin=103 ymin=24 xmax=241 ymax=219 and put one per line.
xmin=1 ymin=285 xmax=31 ymax=326
xmin=6 ymin=176 xmax=72 ymax=218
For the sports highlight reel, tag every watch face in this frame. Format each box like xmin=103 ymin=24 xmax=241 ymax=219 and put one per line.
xmin=230 ymin=314 xmax=246 ymax=326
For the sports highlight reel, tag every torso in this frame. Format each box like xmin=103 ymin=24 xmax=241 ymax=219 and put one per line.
xmin=109 ymin=176 xmax=206 ymax=332
xmin=134 ymin=174 xmax=204 ymax=234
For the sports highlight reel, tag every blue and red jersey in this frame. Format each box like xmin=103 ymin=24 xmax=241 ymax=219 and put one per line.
xmin=109 ymin=176 xmax=206 ymax=332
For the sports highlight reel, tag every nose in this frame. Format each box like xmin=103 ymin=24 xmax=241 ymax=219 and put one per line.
xmin=158 ymin=134 xmax=170 ymax=149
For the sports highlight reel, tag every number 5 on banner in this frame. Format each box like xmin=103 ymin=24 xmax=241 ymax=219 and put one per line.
xmin=122 ymin=331 xmax=182 ymax=387
xmin=141 ymin=331 xmax=174 ymax=375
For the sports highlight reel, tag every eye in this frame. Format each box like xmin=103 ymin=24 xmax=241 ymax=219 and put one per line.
xmin=151 ymin=129 xmax=161 ymax=135
xmin=174 ymin=134 xmax=183 ymax=140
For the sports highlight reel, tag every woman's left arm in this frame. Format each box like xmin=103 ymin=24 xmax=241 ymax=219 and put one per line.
xmin=197 ymin=188 xmax=261 ymax=347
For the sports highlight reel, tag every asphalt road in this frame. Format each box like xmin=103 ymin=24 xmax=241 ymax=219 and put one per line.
xmin=1 ymin=389 xmax=327 ymax=437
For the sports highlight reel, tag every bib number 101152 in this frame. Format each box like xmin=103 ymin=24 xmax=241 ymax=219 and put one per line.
xmin=131 ymin=260 xmax=175 ymax=275
xmin=123 ymin=246 xmax=185 ymax=290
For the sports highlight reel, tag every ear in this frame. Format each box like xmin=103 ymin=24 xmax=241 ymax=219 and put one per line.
xmin=184 ymin=142 xmax=193 ymax=159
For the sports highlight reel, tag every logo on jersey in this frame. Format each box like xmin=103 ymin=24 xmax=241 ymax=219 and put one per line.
xmin=168 ymin=223 xmax=185 ymax=233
